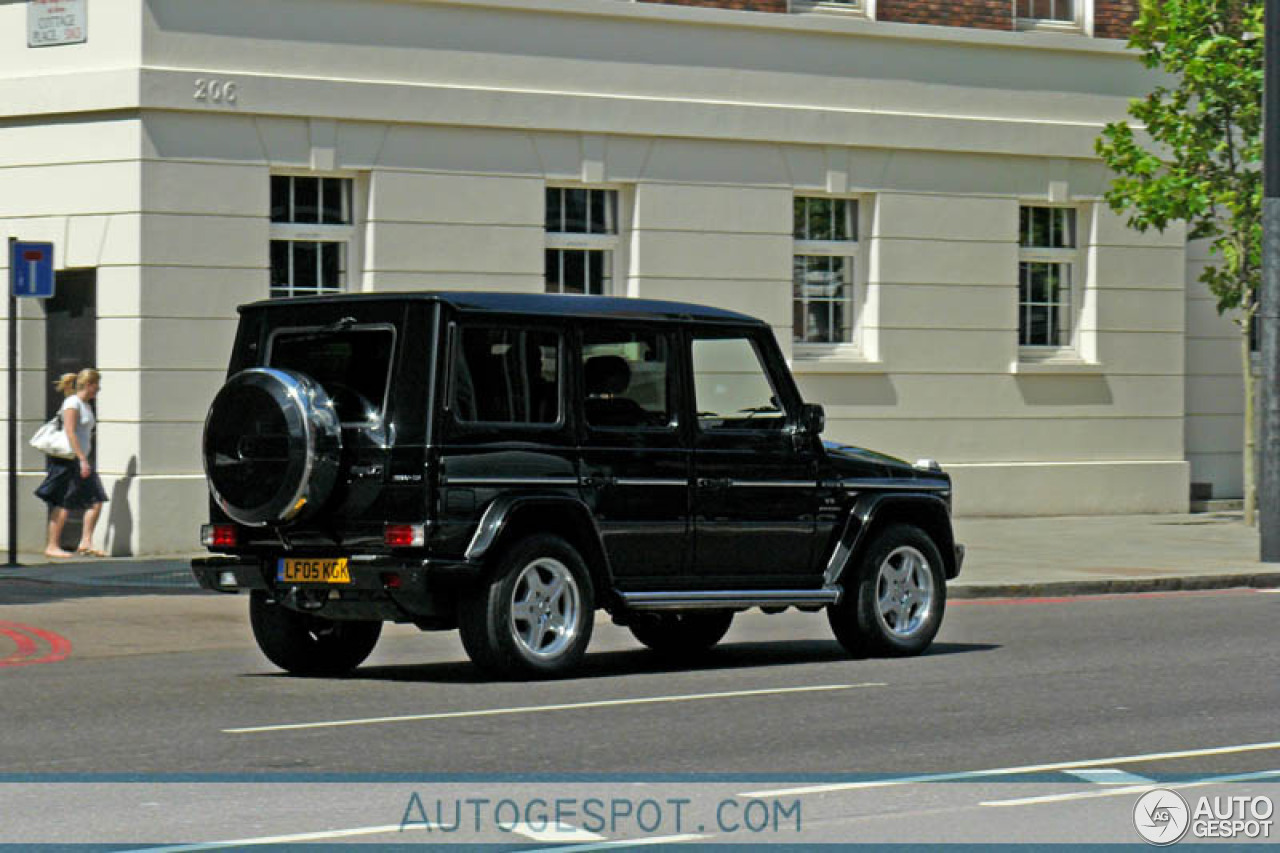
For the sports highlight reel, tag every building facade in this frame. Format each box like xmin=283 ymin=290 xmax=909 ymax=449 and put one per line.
xmin=0 ymin=0 xmax=1242 ymax=556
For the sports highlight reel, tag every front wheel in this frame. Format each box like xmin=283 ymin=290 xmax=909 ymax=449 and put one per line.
xmin=828 ymin=524 xmax=946 ymax=658
xmin=458 ymin=535 xmax=595 ymax=679
xmin=249 ymin=590 xmax=382 ymax=676
xmin=628 ymin=610 xmax=734 ymax=656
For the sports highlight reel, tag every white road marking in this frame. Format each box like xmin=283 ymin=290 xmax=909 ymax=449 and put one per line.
xmin=743 ymin=740 xmax=1280 ymax=797
xmin=533 ymin=835 xmax=709 ymax=852
xmin=116 ymin=822 xmax=420 ymax=851
xmin=513 ymin=821 xmax=606 ymax=842
xmin=1065 ymin=768 xmax=1154 ymax=785
xmin=981 ymin=768 xmax=1280 ymax=808
xmin=224 ymin=683 xmax=885 ymax=734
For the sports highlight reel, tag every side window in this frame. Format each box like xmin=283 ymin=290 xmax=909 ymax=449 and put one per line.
xmin=691 ymin=336 xmax=785 ymax=432
xmin=581 ymin=329 xmax=673 ymax=429
xmin=451 ymin=327 xmax=562 ymax=425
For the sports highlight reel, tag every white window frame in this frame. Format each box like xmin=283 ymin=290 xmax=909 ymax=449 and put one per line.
xmin=1014 ymin=0 xmax=1091 ymax=34
xmin=269 ymin=173 xmax=358 ymax=299
xmin=793 ymin=195 xmax=863 ymax=357
xmin=545 ymin=185 xmax=622 ymax=297
xmin=790 ymin=0 xmax=875 ymax=20
xmin=1018 ymin=204 xmax=1082 ymax=354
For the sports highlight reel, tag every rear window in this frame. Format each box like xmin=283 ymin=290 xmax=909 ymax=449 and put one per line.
xmin=268 ymin=326 xmax=395 ymax=425
xmin=451 ymin=327 xmax=562 ymax=425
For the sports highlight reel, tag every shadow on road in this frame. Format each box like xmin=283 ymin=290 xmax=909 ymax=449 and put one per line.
xmin=246 ymin=639 xmax=1000 ymax=684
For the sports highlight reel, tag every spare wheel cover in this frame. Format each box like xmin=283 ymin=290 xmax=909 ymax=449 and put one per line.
xmin=203 ymin=367 xmax=342 ymax=526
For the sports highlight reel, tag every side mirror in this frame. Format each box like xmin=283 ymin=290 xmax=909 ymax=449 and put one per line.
xmin=800 ymin=403 xmax=825 ymax=437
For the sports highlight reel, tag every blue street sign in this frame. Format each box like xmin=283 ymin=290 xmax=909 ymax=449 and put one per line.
xmin=10 ymin=241 xmax=55 ymax=299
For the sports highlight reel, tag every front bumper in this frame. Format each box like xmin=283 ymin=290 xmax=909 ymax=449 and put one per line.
xmin=191 ymin=554 xmax=475 ymax=621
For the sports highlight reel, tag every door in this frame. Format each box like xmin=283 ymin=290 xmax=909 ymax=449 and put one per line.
xmin=577 ymin=325 xmax=690 ymax=585
xmin=689 ymin=332 xmax=819 ymax=585
xmin=43 ymin=269 xmax=96 ymax=418
xmin=41 ymin=269 xmax=96 ymax=549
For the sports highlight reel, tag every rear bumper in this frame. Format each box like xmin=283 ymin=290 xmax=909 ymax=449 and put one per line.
xmin=191 ymin=554 xmax=475 ymax=621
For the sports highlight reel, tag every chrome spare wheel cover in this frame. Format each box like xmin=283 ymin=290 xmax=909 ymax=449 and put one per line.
xmin=874 ymin=545 xmax=934 ymax=639
xmin=509 ymin=557 xmax=581 ymax=660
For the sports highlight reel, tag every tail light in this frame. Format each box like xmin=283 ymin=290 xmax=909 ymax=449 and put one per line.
xmin=201 ymin=524 xmax=239 ymax=548
xmin=384 ymin=523 xmax=426 ymax=548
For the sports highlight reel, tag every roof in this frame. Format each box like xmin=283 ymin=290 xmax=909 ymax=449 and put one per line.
xmin=242 ymin=291 xmax=763 ymax=325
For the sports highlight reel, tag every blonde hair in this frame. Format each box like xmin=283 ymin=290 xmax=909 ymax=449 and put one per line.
xmin=53 ymin=369 xmax=100 ymax=396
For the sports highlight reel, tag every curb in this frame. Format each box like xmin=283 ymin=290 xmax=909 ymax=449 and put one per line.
xmin=951 ymin=572 xmax=1280 ymax=600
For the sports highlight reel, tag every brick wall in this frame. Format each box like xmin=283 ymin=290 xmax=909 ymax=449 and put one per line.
xmin=878 ymin=0 xmax=1012 ymax=32
xmin=633 ymin=0 xmax=1140 ymax=39
xmin=638 ymin=0 xmax=788 ymax=12
xmin=1094 ymin=0 xmax=1139 ymax=40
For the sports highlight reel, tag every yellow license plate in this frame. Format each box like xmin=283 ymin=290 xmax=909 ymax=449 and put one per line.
xmin=277 ymin=557 xmax=351 ymax=584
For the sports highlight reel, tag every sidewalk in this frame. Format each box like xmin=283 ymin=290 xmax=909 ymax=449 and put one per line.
xmin=2 ymin=512 xmax=1278 ymax=599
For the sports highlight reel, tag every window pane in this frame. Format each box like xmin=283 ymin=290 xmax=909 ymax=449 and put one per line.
xmin=293 ymin=242 xmax=318 ymax=291
xmin=582 ymin=331 xmax=671 ymax=428
xmin=793 ymin=197 xmax=807 ymax=240
xmin=452 ymin=328 xmax=561 ymax=424
xmin=691 ymin=337 xmax=784 ymax=431
xmin=793 ymin=255 xmax=853 ymax=343
xmin=320 ymin=178 xmax=347 ymax=225
xmin=545 ymin=188 xmax=562 ymax=232
xmin=1021 ymin=206 xmax=1077 ymax=248
xmin=320 ymin=242 xmax=342 ymax=288
xmin=294 ymin=178 xmax=319 ymax=224
xmin=564 ymin=189 xmax=588 ymax=233
xmin=562 ymin=250 xmax=585 ymax=295
xmin=270 ymin=328 xmax=395 ymax=423
xmin=270 ymin=241 xmax=289 ymax=290
xmin=271 ymin=176 xmax=290 ymax=223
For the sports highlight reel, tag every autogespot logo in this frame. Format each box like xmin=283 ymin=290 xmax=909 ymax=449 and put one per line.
xmin=1134 ymin=789 xmax=1191 ymax=846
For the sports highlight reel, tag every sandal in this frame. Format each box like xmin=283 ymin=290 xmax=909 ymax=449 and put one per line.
xmin=75 ymin=547 xmax=108 ymax=558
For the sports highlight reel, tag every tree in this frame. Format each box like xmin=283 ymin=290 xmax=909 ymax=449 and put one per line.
xmin=1096 ymin=0 xmax=1263 ymax=523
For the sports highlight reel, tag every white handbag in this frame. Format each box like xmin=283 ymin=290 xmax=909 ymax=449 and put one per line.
xmin=29 ymin=413 xmax=75 ymax=460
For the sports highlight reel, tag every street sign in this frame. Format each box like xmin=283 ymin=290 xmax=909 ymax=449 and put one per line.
xmin=28 ymin=0 xmax=87 ymax=48
xmin=10 ymin=241 xmax=55 ymax=299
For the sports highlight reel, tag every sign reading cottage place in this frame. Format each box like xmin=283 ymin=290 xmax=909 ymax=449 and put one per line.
xmin=28 ymin=0 xmax=86 ymax=48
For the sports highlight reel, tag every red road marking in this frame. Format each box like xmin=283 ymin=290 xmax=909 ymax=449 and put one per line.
xmin=952 ymin=588 xmax=1263 ymax=607
xmin=0 ymin=620 xmax=72 ymax=668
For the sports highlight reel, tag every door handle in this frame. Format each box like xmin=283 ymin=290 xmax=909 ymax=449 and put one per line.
xmin=697 ymin=477 xmax=730 ymax=490
xmin=581 ymin=476 xmax=617 ymax=488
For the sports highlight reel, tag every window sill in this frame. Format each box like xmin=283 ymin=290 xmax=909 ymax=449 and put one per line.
xmin=790 ymin=354 xmax=886 ymax=374
xmin=1010 ymin=356 xmax=1104 ymax=375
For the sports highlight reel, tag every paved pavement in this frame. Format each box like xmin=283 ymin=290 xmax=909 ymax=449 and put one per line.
xmin=1 ymin=511 xmax=1278 ymax=598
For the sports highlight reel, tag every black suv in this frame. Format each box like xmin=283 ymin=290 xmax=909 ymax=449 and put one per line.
xmin=193 ymin=292 xmax=962 ymax=678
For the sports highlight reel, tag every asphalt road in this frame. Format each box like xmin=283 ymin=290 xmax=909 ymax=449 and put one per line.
xmin=1 ymin=582 xmax=1277 ymax=847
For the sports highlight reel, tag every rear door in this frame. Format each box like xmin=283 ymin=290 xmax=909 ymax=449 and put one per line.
xmin=688 ymin=330 xmax=820 ymax=585
xmin=577 ymin=324 xmax=690 ymax=585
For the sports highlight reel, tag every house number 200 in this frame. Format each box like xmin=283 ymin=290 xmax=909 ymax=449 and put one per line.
xmin=194 ymin=79 xmax=238 ymax=105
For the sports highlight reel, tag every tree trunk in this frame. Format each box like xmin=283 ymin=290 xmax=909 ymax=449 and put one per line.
xmin=1243 ymin=321 xmax=1256 ymax=526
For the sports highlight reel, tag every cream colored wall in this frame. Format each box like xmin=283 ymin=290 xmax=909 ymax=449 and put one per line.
xmin=1184 ymin=239 xmax=1251 ymax=500
xmin=1 ymin=0 xmax=1196 ymax=553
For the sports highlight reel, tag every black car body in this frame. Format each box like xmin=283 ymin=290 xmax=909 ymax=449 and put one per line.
xmin=193 ymin=292 xmax=963 ymax=677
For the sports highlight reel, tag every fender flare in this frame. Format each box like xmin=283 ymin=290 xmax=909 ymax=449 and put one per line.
xmin=823 ymin=492 xmax=958 ymax=587
xmin=463 ymin=494 xmax=616 ymax=591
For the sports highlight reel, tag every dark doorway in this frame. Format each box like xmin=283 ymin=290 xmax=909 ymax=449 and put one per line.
xmin=42 ymin=269 xmax=97 ymax=550
xmin=44 ymin=269 xmax=97 ymax=418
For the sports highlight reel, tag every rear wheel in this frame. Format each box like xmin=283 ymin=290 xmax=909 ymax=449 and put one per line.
xmin=249 ymin=590 xmax=382 ymax=676
xmin=828 ymin=524 xmax=946 ymax=658
xmin=458 ymin=535 xmax=595 ymax=679
xmin=628 ymin=610 xmax=734 ymax=655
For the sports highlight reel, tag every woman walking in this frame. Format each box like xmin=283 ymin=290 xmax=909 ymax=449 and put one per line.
xmin=36 ymin=369 xmax=107 ymax=558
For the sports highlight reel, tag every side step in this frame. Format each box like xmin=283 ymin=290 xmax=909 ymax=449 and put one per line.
xmin=619 ymin=588 xmax=842 ymax=611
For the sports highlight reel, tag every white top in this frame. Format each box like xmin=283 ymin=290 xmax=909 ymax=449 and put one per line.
xmin=60 ymin=395 xmax=94 ymax=457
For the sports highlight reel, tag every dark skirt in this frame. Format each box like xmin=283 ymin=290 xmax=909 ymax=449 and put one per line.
xmin=35 ymin=456 xmax=108 ymax=511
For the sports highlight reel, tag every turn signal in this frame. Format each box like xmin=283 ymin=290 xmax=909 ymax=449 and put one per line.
xmin=201 ymin=524 xmax=238 ymax=548
xmin=384 ymin=523 xmax=426 ymax=548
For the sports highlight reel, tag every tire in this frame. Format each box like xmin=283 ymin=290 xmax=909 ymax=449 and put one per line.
xmin=628 ymin=610 xmax=734 ymax=656
xmin=249 ymin=590 xmax=382 ymax=676
xmin=457 ymin=535 xmax=595 ymax=679
xmin=828 ymin=524 xmax=946 ymax=658
xmin=203 ymin=368 xmax=342 ymax=526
